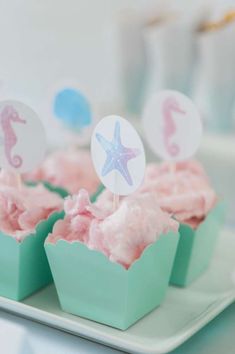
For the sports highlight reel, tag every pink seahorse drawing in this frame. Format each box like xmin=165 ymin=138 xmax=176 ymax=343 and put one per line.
xmin=0 ymin=105 xmax=26 ymax=168
xmin=162 ymin=96 xmax=185 ymax=157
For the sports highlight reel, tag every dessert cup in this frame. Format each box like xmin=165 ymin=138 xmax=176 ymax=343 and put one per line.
xmin=25 ymin=181 xmax=69 ymax=198
xmin=0 ymin=211 xmax=63 ymax=301
xmin=170 ymin=203 xmax=225 ymax=287
xmin=45 ymin=230 xmax=179 ymax=330
xmin=25 ymin=181 xmax=104 ymax=202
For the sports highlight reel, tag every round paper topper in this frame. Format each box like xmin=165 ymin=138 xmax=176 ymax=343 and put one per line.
xmin=0 ymin=100 xmax=46 ymax=173
xmin=91 ymin=115 xmax=146 ymax=196
xmin=143 ymin=90 xmax=203 ymax=161
xmin=53 ymin=87 xmax=92 ymax=131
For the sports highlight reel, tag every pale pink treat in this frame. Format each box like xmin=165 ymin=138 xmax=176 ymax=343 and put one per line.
xmin=95 ymin=188 xmax=114 ymax=212
xmin=47 ymin=189 xmax=178 ymax=269
xmin=139 ymin=160 xmax=217 ymax=228
xmin=88 ymin=194 xmax=178 ymax=268
xmin=0 ymin=170 xmax=63 ymax=241
xmin=23 ymin=148 xmax=100 ymax=195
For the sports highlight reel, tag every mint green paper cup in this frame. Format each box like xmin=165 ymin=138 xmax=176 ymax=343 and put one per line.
xmin=41 ymin=182 xmax=69 ymax=198
xmin=25 ymin=181 xmax=69 ymax=198
xmin=45 ymin=231 xmax=179 ymax=330
xmin=170 ymin=203 xmax=225 ymax=287
xmin=25 ymin=181 xmax=103 ymax=201
xmin=0 ymin=211 xmax=64 ymax=301
xmin=90 ymin=184 xmax=105 ymax=202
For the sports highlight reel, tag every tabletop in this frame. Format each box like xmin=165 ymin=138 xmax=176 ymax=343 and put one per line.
xmin=0 ymin=302 xmax=234 ymax=354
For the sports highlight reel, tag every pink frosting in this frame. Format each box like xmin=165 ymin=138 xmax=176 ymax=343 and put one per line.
xmin=139 ymin=160 xmax=217 ymax=228
xmin=23 ymin=148 xmax=100 ymax=195
xmin=0 ymin=170 xmax=63 ymax=241
xmin=47 ymin=189 xmax=179 ymax=269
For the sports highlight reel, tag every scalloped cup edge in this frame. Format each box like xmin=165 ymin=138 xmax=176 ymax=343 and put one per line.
xmin=45 ymin=230 xmax=179 ymax=272
xmin=0 ymin=210 xmax=64 ymax=246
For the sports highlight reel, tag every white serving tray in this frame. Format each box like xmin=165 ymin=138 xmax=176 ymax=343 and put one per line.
xmin=0 ymin=229 xmax=234 ymax=354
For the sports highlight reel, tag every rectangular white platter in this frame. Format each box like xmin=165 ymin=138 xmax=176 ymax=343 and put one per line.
xmin=0 ymin=228 xmax=234 ymax=354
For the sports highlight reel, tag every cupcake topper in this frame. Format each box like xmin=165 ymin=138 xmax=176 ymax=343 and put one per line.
xmin=91 ymin=115 xmax=146 ymax=207
xmin=143 ymin=90 xmax=202 ymax=162
xmin=53 ymin=87 xmax=92 ymax=131
xmin=51 ymin=86 xmax=94 ymax=148
xmin=0 ymin=100 xmax=46 ymax=178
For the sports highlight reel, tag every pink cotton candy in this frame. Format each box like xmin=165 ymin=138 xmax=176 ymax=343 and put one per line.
xmin=0 ymin=170 xmax=63 ymax=241
xmin=89 ymin=194 xmax=178 ymax=268
xmin=47 ymin=189 xmax=179 ymax=269
xmin=23 ymin=148 xmax=100 ymax=195
xmin=139 ymin=160 xmax=217 ymax=229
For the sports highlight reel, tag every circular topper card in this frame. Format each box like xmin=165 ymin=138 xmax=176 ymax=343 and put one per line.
xmin=143 ymin=90 xmax=203 ymax=161
xmin=53 ymin=87 xmax=92 ymax=131
xmin=91 ymin=115 xmax=146 ymax=196
xmin=50 ymin=85 xmax=94 ymax=146
xmin=0 ymin=100 xmax=46 ymax=173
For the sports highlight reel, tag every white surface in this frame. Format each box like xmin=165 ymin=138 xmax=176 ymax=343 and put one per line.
xmin=192 ymin=22 xmax=235 ymax=133
xmin=0 ymin=228 xmax=234 ymax=354
xmin=143 ymin=13 xmax=201 ymax=99
xmin=197 ymin=133 xmax=235 ymax=223
xmin=1 ymin=303 xmax=235 ymax=354
xmin=0 ymin=2 xmax=215 ymax=124
xmin=0 ymin=311 xmax=120 ymax=354
xmin=0 ymin=319 xmax=31 ymax=354
xmin=0 ymin=0 xmax=161 ymax=110
xmin=0 ymin=0 xmax=166 ymax=149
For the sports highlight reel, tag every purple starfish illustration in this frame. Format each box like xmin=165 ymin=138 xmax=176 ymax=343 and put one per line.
xmin=96 ymin=120 xmax=141 ymax=185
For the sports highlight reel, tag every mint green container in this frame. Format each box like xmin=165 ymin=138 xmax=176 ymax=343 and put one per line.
xmin=45 ymin=231 xmax=179 ymax=330
xmin=25 ymin=181 xmax=69 ymax=198
xmin=90 ymin=184 xmax=105 ymax=202
xmin=25 ymin=181 xmax=104 ymax=201
xmin=0 ymin=211 xmax=63 ymax=301
xmin=42 ymin=182 xmax=69 ymax=198
xmin=170 ymin=204 xmax=225 ymax=287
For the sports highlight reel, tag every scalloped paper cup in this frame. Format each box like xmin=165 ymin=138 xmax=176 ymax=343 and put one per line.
xmin=90 ymin=184 xmax=105 ymax=202
xmin=45 ymin=231 xmax=179 ymax=330
xmin=25 ymin=181 xmax=69 ymax=198
xmin=41 ymin=182 xmax=69 ymax=198
xmin=0 ymin=211 xmax=64 ymax=301
xmin=25 ymin=181 xmax=104 ymax=201
xmin=170 ymin=203 xmax=225 ymax=287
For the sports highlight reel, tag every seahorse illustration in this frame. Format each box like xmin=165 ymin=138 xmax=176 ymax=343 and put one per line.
xmin=0 ymin=105 xmax=26 ymax=168
xmin=162 ymin=96 xmax=185 ymax=157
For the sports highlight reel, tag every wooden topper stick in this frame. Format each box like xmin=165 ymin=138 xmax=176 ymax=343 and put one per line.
xmin=16 ymin=173 xmax=22 ymax=191
xmin=113 ymin=170 xmax=119 ymax=212
xmin=169 ymin=161 xmax=176 ymax=175
xmin=112 ymin=193 xmax=120 ymax=212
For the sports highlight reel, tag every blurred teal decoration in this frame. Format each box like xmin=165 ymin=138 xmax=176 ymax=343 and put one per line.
xmin=53 ymin=88 xmax=92 ymax=131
